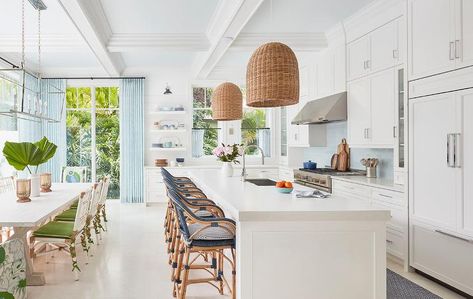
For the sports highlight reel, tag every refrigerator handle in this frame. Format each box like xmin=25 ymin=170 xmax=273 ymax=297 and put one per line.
xmin=447 ymin=134 xmax=452 ymax=167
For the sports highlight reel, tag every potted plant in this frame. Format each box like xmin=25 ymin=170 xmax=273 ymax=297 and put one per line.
xmin=212 ymin=143 xmax=242 ymax=177
xmin=2 ymin=136 xmax=57 ymax=198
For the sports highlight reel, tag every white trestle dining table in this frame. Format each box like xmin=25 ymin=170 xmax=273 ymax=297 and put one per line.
xmin=0 ymin=183 xmax=92 ymax=286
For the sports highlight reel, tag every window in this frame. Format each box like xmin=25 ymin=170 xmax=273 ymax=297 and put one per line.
xmin=66 ymin=86 xmax=120 ymax=198
xmin=280 ymin=107 xmax=288 ymax=157
xmin=192 ymin=87 xmax=220 ymax=157
xmin=241 ymin=108 xmax=271 ymax=157
xmin=191 ymin=85 xmax=273 ymax=159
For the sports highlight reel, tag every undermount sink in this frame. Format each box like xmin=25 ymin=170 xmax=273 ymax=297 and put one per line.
xmin=245 ymin=179 xmax=277 ymax=186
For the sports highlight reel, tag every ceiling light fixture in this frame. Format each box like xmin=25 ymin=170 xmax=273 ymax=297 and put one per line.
xmin=0 ymin=0 xmax=64 ymax=123
xmin=211 ymin=82 xmax=242 ymax=121
xmin=163 ymin=83 xmax=172 ymax=95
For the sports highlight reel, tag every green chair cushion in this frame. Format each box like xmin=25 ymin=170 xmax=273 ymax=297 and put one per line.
xmin=33 ymin=221 xmax=74 ymax=239
xmin=70 ymin=199 xmax=79 ymax=209
xmin=54 ymin=209 xmax=77 ymax=222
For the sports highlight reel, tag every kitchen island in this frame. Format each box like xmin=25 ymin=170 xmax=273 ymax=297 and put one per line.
xmin=179 ymin=169 xmax=390 ymax=299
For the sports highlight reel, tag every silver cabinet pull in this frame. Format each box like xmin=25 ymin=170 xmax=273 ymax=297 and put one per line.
xmin=455 ymin=40 xmax=461 ymax=59
xmin=435 ymin=230 xmax=473 ymax=244
xmin=363 ymin=61 xmax=367 ymax=70
xmin=386 ymin=239 xmax=393 ymax=244
xmin=366 ymin=60 xmax=371 ymax=69
xmin=447 ymin=134 xmax=451 ymax=167
xmin=393 ymin=126 xmax=397 ymax=138
xmin=450 ymin=42 xmax=455 ymax=60
xmin=378 ymin=193 xmax=393 ymax=199
xmin=454 ymin=133 xmax=461 ymax=168
xmin=392 ymin=49 xmax=399 ymax=59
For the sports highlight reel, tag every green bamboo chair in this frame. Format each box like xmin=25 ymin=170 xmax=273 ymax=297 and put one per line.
xmin=30 ymin=188 xmax=93 ymax=280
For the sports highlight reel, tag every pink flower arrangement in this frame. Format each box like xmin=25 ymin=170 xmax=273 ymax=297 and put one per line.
xmin=213 ymin=143 xmax=242 ymax=164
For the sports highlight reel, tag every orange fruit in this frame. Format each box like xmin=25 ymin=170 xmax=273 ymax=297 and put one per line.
xmin=284 ymin=182 xmax=293 ymax=188
xmin=276 ymin=181 xmax=286 ymax=188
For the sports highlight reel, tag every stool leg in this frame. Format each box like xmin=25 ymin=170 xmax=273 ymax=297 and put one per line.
xmin=178 ymin=248 xmax=191 ymax=299
xmin=231 ymin=248 xmax=236 ymax=299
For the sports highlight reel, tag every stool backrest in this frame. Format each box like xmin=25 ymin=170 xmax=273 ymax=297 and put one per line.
xmin=0 ymin=176 xmax=14 ymax=194
xmin=74 ymin=188 xmax=93 ymax=232
xmin=61 ymin=166 xmax=88 ymax=183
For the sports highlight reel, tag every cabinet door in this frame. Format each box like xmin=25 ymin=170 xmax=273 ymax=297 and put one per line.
xmin=455 ymin=0 xmax=473 ymax=68
xmin=370 ymin=69 xmax=395 ymax=146
xmin=347 ymin=37 xmax=370 ymax=81
xmin=410 ymin=93 xmax=458 ymax=229
xmin=458 ymin=89 xmax=473 ymax=237
xmin=317 ymin=51 xmax=334 ymax=98
xmin=333 ymin=44 xmax=347 ymax=93
xmin=347 ymin=78 xmax=371 ymax=146
xmin=408 ymin=0 xmax=456 ymax=79
xmin=370 ymin=20 xmax=398 ymax=73
xmin=286 ymin=104 xmax=300 ymax=146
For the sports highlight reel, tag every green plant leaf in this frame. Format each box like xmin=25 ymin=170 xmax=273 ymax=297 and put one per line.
xmin=0 ymin=246 xmax=5 ymax=264
xmin=2 ymin=142 xmax=42 ymax=172
xmin=0 ymin=292 xmax=15 ymax=299
xmin=34 ymin=136 xmax=57 ymax=166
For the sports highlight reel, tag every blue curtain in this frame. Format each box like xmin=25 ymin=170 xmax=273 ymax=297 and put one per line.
xmin=119 ymin=79 xmax=144 ymax=203
xmin=41 ymin=79 xmax=66 ymax=182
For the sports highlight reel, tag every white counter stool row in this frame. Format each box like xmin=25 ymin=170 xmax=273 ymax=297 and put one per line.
xmin=161 ymin=168 xmax=236 ymax=299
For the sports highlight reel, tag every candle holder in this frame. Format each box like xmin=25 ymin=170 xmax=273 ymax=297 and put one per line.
xmin=40 ymin=173 xmax=52 ymax=192
xmin=16 ymin=179 xmax=31 ymax=203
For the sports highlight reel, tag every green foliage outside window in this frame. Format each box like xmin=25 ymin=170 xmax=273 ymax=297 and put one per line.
xmin=66 ymin=87 xmax=120 ymax=199
xmin=193 ymin=87 xmax=219 ymax=156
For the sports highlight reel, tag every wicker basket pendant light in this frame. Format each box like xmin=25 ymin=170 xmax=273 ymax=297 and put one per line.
xmin=211 ymin=82 xmax=243 ymax=120
xmin=246 ymin=42 xmax=299 ymax=107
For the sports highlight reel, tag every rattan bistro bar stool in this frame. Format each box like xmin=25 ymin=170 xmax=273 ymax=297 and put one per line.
xmin=163 ymin=177 xmax=224 ymax=270
xmin=167 ymin=188 xmax=236 ymax=299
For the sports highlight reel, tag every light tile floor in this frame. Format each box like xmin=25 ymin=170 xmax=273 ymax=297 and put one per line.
xmin=27 ymin=201 xmax=467 ymax=299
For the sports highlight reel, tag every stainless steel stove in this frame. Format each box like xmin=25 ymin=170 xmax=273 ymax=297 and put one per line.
xmin=294 ymin=168 xmax=366 ymax=193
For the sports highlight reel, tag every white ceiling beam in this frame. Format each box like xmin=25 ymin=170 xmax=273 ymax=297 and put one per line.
xmin=57 ymin=0 xmax=124 ymax=76
xmin=230 ymin=32 xmax=328 ymax=52
xmin=0 ymin=34 xmax=86 ymax=52
xmin=107 ymin=33 xmax=210 ymax=52
xmin=192 ymin=0 xmax=265 ymax=79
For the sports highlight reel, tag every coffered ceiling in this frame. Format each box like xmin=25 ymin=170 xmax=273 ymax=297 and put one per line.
xmin=0 ymin=0 xmax=375 ymax=78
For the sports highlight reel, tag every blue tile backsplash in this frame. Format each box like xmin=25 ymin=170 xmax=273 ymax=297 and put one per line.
xmin=303 ymin=122 xmax=394 ymax=179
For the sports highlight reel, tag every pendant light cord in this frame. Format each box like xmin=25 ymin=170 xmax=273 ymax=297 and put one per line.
xmin=38 ymin=9 xmax=41 ymax=78
xmin=21 ymin=0 xmax=25 ymax=68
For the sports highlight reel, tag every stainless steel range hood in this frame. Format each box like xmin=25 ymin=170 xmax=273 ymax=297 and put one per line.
xmin=291 ymin=92 xmax=347 ymax=125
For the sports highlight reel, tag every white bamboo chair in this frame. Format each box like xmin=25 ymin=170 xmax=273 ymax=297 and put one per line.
xmin=0 ymin=176 xmax=15 ymax=242
xmin=30 ymin=188 xmax=93 ymax=280
xmin=97 ymin=176 xmax=111 ymax=231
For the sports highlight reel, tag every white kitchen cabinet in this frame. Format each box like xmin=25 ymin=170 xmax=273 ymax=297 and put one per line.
xmin=410 ymin=92 xmax=458 ymax=229
xmin=456 ymin=0 xmax=473 ymax=68
xmin=347 ymin=77 xmax=371 ymax=146
xmin=347 ymin=18 xmax=403 ymax=81
xmin=370 ymin=20 xmax=399 ymax=74
xmin=370 ymin=69 xmax=396 ymax=146
xmin=411 ymin=223 xmax=473 ymax=295
xmin=145 ymin=168 xmax=167 ymax=205
xmin=458 ymin=89 xmax=473 ymax=237
xmin=347 ymin=36 xmax=370 ymax=80
xmin=316 ymin=44 xmax=346 ymax=98
xmin=348 ymin=68 xmax=396 ymax=148
xmin=332 ymin=179 xmax=407 ymax=265
xmin=408 ymin=0 xmax=473 ymax=80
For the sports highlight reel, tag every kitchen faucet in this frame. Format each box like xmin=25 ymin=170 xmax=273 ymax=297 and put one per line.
xmin=241 ymin=145 xmax=265 ymax=181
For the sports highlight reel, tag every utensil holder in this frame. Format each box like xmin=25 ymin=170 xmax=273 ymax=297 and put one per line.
xmin=366 ymin=166 xmax=377 ymax=178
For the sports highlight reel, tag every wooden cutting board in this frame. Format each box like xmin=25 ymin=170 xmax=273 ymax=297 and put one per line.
xmin=337 ymin=138 xmax=350 ymax=172
xmin=331 ymin=154 xmax=339 ymax=170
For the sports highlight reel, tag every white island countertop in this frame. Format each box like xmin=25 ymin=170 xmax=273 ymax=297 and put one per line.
xmin=184 ymin=169 xmax=390 ymax=222
xmin=332 ymin=175 xmax=405 ymax=193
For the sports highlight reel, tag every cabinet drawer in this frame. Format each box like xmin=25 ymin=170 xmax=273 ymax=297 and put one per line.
xmin=147 ymin=179 xmax=165 ymax=192
xmin=411 ymin=224 xmax=473 ymax=294
xmin=146 ymin=191 xmax=167 ymax=203
xmin=332 ymin=180 xmax=370 ymax=200
xmin=146 ymin=169 xmax=162 ymax=177
xmin=386 ymin=228 xmax=404 ymax=259
xmin=372 ymin=201 xmax=406 ymax=233
xmin=371 ymin=189 xmax=405 ymax=207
